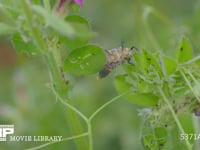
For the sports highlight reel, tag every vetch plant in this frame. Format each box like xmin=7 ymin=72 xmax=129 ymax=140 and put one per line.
xmin=1 ymin=1 xmax=200 ymax=150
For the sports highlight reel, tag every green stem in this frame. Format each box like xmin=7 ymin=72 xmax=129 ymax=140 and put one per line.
xmin=51 ymin=87 xmax=88 ymax=123
xmin=89 ymin=91 xmax=129 ymax=121
xmin=181 ymin=55 xmax=200 ymax=65
xmin=87 ymin=121 xmax=93 ymax=150
xmin=20 ymin=2 xmax=88 ymax=150
xmin=150 ymin=6 xmax=175 ymax=27
xmin=159 ymin=88 xmax=192 ymax=150
xmin=180 ymin=69 xmax=200 ymax=102
xmin=43 ymin=0 xmax=51 ymax=12
xmin=143 ymin=20 xmax=161 ymax=50
xmin=142 ymin=7 xmax=160 ymax=50
xmin=20 ymin=0 xmax=47 ymax=53
xmin=193 ymin=116 xmax=200 ymax=149
xmin=45 ymin=52 xmax=66 ymax=98
xmin=87 ymin=91 xmax=130 ymax=150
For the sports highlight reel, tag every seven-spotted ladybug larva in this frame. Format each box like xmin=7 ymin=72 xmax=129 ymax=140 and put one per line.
xmin=99 ymin=46 xmax=137 ymax=78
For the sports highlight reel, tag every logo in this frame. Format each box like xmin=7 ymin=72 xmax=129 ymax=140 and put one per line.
xmin=0 ymin=124 xmax=62 ymax=142
xmin=0 ymin=125 xmax=14 ymax=141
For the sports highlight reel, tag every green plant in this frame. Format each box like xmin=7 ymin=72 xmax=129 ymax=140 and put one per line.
xmin=1 ymin=1 xmax=200 ymax=150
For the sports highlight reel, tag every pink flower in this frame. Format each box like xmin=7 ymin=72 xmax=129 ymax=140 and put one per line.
xmin=70 ymin=0 xmax=83 ymax=7
xmin=56 ymin=0 xmax=83 ymax=11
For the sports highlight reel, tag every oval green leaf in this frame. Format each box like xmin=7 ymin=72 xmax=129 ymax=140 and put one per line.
xmin=60 ymin=15 xmax=93 ymax=49
xmin=64 ymin=45 xmax=106 ymax=75
xmin=177 ymin=37 xmax=193 ymax=63
xmin=126 ymin=93 xmax=159 ymax=106
xmin=163 ymin=56 xmax=177 ymax=75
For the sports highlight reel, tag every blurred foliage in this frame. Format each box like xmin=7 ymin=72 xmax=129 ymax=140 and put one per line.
xmin=1 ymin=0 xmax=200 ymax=150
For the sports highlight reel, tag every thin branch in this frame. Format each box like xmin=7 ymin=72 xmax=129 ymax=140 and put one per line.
xmin=89 ymin=91 xmax=130 ymax=121
xmin=159 ymin=88 xmax=192 ymax=150
xmin=51 ymin=87 xmax=89 ymax=123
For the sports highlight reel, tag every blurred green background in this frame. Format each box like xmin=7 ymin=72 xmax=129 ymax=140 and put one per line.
xmin=0 ymin=0 xmax=200 ymax=149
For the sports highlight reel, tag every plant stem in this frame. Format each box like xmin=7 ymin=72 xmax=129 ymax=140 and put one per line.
xmin=52 ymin=87 xmax=88 ymax=123
xmin=181 ymin=55 xmax=200 ymax=65
xmin=20 ymin=2 xmax=89 ymax=150
xmin=87 ymin=91 xmax=130 ymax=150
xmin=43 ymin=0 xmax=51 ymax=12
xmin=89 ymin=91 xmax=129 ymax=121
xmin=180 ymin=69 xmax=200 ymax=102
xmin=159 ymin=88 xmax=192 ymax=150
xmin=20 ymin=0 xmax=47 ymax=53
xmin=87 ymin=121 xmax=93 ymax=150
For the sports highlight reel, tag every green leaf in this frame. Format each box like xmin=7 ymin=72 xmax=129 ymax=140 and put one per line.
xmin=133 ymin=51 xmax=147 ymax=74
xmin=143 ymin=50 xmax=163 ymax=77
xmin=177 ymin=38 xmax=193 ymax=63
xmin=142 ymin=134 xmax=157 ymax=150
xmin=115 ymin=75 xmax=159 ymax=106
xmin=115 ymin=75 xmax=132 ymax=92
xmin=154 ymin=127 xmax=167 ymax=138
xmin=64 ymin=45 xmax=106 ymax=75
xmin=12 ymin=33 xmax=40 ymax=56
xmin=123 ymin=63 xmax=137 ymax=80
xmin=60 ymin=15 xmax=93 ymax=49
xmin=0 ymin=22 xmax=16 ymax=35
xmin=31 ymin=5 xmax=75 ymax=37
xmin=126 ymin=93 xmax=159 ymax=106
xmin=133 ymin=50 xmax=163 ymax=77
xmin=163 ymin=56 xmax=177 ymax=75
xmin=65 ymin=15 xmax=89 ymax=26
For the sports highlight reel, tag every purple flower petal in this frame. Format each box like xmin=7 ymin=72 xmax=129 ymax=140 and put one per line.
xmin=56 ymin=0 xmax=83 ymax=12
xmin=71 ymin=0 xmax=83 ymax=7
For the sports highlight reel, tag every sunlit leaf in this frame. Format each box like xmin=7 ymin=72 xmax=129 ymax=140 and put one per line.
xmin=177 ymin=38 xmax=193 ymax=63
xmin=64 ymin=45 xmax=106 ymax=75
